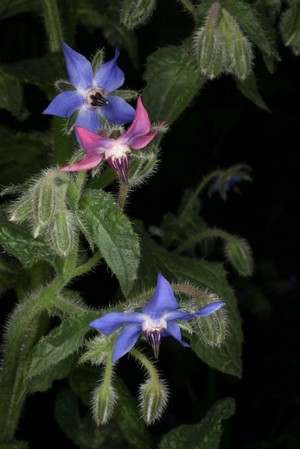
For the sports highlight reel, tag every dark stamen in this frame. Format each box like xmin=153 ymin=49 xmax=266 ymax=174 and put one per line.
xmin=89 ymin=91 xmax=109 ymax=107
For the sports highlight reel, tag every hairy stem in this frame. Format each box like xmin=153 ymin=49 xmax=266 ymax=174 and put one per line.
xmin=117 ymin=183 xmax=129 ymax=210
xmin=42 ymin=0 xmax=64 ymax=53
xmin=177 ymin=0 xmax=196 ymax=15
xmin=175 ymin=227 xmax=232 ymax=255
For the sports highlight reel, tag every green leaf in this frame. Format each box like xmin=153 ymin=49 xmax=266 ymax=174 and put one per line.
xmin=143 ymin=43 xmax=206 ymax=124
xmin=159 ymin=397 xmax=235 ymax=449
xmin=0 ymin=68 xmax=29 ymax=120
xmin=28 ymin=356 xmax=74 ymax=393
xmin=26 ymin=312 xmax=94 ymax=379
xmin=236 ymin=74 xmax=270 ymax=112
xmin=0 ymin=0 xmax=41 ymax=19
xmin=78 ymin=190 xmax=140 ymax=297
xmin=0 ymin=215 xmax=55 ymax=267
xmin=131 ymin=227 xmax=242 ymax=377
xmin=0 ymin=127 xmax=52 ymax=185
xmin=0 ymin=52 xmax=65 ymax=97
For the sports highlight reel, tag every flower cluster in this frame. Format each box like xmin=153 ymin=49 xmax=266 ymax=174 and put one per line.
xmin=89 ymin=273 xmax=225 ymax=362
xmin=43 ymin=42 xmax=161 ymax=183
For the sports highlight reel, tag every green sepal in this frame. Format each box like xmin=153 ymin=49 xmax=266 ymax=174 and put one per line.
xmin=236 ymin=74 xmax=270 ymax=112
xmin=159 ymin=397 xmax=236 ymax=449
xmin=78 ymin=190 xmax=140 ymax=296
xmin=120 ymin=0 xmax=157 ymax=30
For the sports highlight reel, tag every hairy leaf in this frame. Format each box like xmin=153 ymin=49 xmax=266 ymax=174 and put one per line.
xmin=78 ymin=190 xmax=140 ymax=296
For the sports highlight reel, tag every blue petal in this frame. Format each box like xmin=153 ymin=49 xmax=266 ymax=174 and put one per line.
xmin=94 ymin=48 xmax=124 ymax=93
xmin=62 ymin=41 xmax=93 ymax=90
xmin=164 ymin=321 xmax=190 ymax=347
xmin=43 ymin=91 xmax=84 ymax=117
xmin=113 ymin=323 xmax=141 ymax=362
xmin=89 ymin=312 xmax=144 ymax=334
xmin=142 ymin=273 xmax=178 ymax=319
xmin=164 ymin=301 xmax=225 ymax=321
xmin=75 ymin=107 xmax=102 ymax=132
xmin=101 ymin=95 xmax=135 ymax=125
xmin=196 ymin=301 xmax=225 ymax=316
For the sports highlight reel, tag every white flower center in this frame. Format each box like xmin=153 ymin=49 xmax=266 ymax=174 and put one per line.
xmin=104 ymin=143 xmax=131 ymax=160
xmin=142 ymin=318 xmax=167 ymax=333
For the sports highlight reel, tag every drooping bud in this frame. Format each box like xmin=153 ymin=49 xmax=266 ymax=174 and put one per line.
xmin=8 ymin=194 xmax=33 ymax=224
xmin=33 ymin=170 xmax=59 ymax=229
xmin=121 ymin=0 xmax=157 ymax=30
xmin=193 ymin=302 xmax=228 ymax=347
xmin=224 ymin=236 xmax=253 ymax=276
xmin=138 ymin=378 xmax=169 ymax=425
xmin=193 ymin=2 xmax=223 ymax=80
xmin=128 ymin=151 xmax=158 ymax=187
xmin=92 ymin=381 xmax=118 ymax=425
xmin=219 ymin=8 xmax=253 ymax=81
xmin=50 ymin=209 xmax=76 ymax=257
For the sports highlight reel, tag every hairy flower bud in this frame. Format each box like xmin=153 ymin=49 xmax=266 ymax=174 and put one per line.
xmin=121 ymin=0 xmax=157 ymax=30
xmin=50 ymin=210 xmax=76 ymax=257
xmin=224 ymin=236 xmax=253 ymax=277
xmin=92 ymin=382 xmax=118 ymax=425
xmin=194 ymin=305 xmax=228 ymax=347
xmin=219 ymin=8 xmax=253 ymax=81
xmin=138 ymin=377 xmax=169 ymax=425
xmin=8 ymin=195 xmax=33 ymax=224
xmin=33 ymin=171 xmax=59 ymax=229
xmin=193 ymin=2 xmax=223 ymax=79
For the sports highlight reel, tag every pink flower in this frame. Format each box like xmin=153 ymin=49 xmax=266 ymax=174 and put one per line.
xmin=60 ymin=97 xmax=163 ymax=183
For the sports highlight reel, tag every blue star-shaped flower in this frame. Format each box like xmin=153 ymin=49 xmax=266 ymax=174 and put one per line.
xmin=43 ymin=42 xmax=135 ymax=132
xmin=89 ymin=273 xmax=225 ymax=362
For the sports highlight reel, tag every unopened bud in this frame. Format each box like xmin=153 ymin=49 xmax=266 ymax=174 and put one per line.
xmin=225 ymin=236 xmax=253 ymax=276
xmin=8 ymin=195 xmax=33 ymax=223
xmin=194 ymin=303 xmax=228 ymax=347
xmin=138 ymin=378 xmax=169 ymax=425
xmin=33 ymin=172 xmax=58 ymax=229
xmin=193 ymin=2 xmax=223 ymax=79
xmin=92 ymin=382 xmax=118 ymax=425
xmin=50 ymin=210 xmax=76 ymax=257
xmin=121 ymin=0 xmax=157 ymax=30
xmin=219 ymin=8 xmax=253 ymax=80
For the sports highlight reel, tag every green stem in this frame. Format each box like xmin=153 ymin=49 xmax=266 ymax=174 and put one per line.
xmin=130 ymin=349 xmax=160 ymax=384
xmin=175 ymin=228 xmax=232 ymax=255
xmin=0 ymin=277 xmax=66 ymax=441
xmin=178 ymin=0 xmax=196 ymax=15
xmin=42 ymin=0 xmax=64 ymax=53
xmin=117 ymin=183 xmax=129 ymax=210
xmin=179 ymin=169 xmax=224 ymax=222
xmin=72 ymin=250 xmax=102 ymax=278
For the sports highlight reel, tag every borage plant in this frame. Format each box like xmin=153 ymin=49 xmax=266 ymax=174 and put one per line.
xmin=1 ymin=0 xmax=295 ymax=447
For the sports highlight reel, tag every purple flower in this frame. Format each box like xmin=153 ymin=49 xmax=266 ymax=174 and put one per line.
xmin=89 ymin=273 xmax=225 ymax=362
xmin=60 ymin=96 xmax=163 ymax=183
xmin=43 ymin=42 xmax=135 ymax=132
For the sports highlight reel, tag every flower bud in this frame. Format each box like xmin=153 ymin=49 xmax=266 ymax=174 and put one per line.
xmin=33 ymin=171 xmax=58 ymax=229
xmin=50 ymin=210 xmax=76 ymax=257
xmin=224 ymin=236 xmax=253 ymax=277
xmin=92 ymin=382 xmax=118 ymax=425
xmin=138 ymin=378 xmax=169 ymax=425
xmin=194 ymin=304 xmax=228 ymax=347
xmin=193 ymin=2 xmax=223 ymax=79
xmin=121 ymin=0 xmax=157 ymax=30
xmin=219 ymin=8 xmax=253 ymax=81
xmin=8 ymin=195 xmax=33 ymax=223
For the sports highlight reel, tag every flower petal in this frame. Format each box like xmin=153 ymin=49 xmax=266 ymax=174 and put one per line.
xmin=100 ymin=95 xmax=135 ymax=125
xmin=164 ymin=301 xmax=225 ymax=321
xmin=129 ymin=129 xmax=159 ymax=149
xmin=75 ymin=126 xmax=114 ymax=153
xmin=62 ymin=41 xmax=93 ymax=89
xmin=75 ymin=107 xmax=102 ymax=133
xmin=118 ymin=97 xmax=151 ymax=144
xmin=164 ymin=321 xmax=190 ymax=347
xmin=43 ymin=91 xmax=84 ymax=117
xmin=142 ymin=273 xmax=178 ymax=319
xmin=112 ymin=323 xmax=141 ymax=362
xmin=89 ymin=312 xmax=145 ymax=334
xmin=59 ymin=152 xmax=104 ymax=172
xmin=94 ymin=48 xmax=124 ymax=93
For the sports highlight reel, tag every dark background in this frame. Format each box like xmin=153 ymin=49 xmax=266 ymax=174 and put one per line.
xmin=0 ymin=1 xmax=299 ymax=448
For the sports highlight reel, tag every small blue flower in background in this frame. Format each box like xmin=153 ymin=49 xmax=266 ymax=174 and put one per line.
xmin=43 ymin=42 xmax=135 ymax=132
xmin=89 ymin=273 xmax=225 ymax=362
